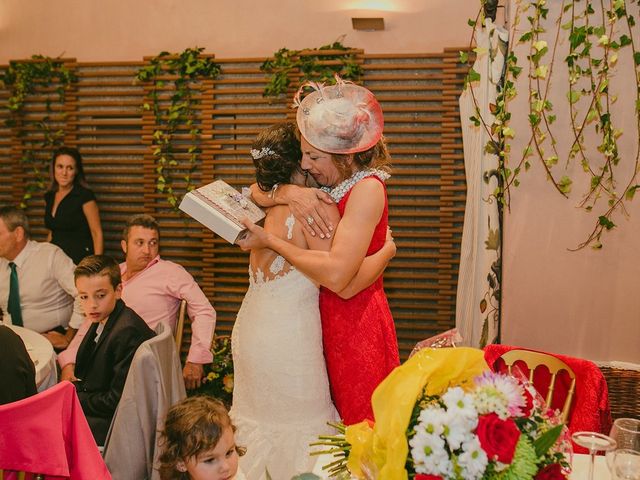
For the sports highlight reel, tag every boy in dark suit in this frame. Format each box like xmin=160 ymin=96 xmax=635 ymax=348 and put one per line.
xmin=72 ymin=255 xmax=155 ymax=445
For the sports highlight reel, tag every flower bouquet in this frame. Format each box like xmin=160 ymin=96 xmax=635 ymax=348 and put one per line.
xmin=319 ymin=348 xmax=571 ymax=480
xmin=188 ymin=335 xmax=234 ymax=406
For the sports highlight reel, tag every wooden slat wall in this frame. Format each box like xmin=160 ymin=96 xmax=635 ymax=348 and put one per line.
xmin=0 ymin=50 xmax=468 ymax=359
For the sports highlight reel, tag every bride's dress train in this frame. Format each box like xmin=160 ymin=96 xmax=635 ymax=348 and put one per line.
xmin=230 ymin=265 xmax=338 ymax=480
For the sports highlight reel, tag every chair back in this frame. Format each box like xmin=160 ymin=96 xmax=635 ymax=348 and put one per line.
xmin=175 ymin=299 xmax=187 ymax=352
xmin=500 ymin=349 xmax=577 ymax=423
xmin=102 ymin=321 xmax=186 ymax=480
xmin=0 ymin=382 xmax=110 ymax=479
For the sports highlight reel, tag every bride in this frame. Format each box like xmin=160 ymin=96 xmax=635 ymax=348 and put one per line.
xmin=230 ymin=123 xmax=395 ymax=479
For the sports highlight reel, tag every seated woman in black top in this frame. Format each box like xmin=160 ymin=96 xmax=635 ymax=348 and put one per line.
xmin=44 ymin=146 xmax=103 ymax=264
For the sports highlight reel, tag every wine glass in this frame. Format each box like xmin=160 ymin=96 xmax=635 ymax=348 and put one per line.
xmin=572 ymin=431 xmax=617 ymax=480
xmin=609 ymin=449 xmax=640 ymax=480
xmin=607 ymin=419 xmax=640 ymax=478
xmin=609 ymin=418 xmax=640 ymax=452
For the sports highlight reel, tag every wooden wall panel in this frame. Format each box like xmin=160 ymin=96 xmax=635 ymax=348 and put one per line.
xmin=0 ymin=51 xmax=468 ymax=360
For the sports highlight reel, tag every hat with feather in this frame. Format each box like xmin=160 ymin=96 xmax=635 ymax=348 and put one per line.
xmin=294 ymin=75 xmax=384 ymax=155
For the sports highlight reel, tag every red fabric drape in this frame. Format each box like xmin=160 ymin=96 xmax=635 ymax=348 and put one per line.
xmin=0 ymin=381 xmax=111 ymax=479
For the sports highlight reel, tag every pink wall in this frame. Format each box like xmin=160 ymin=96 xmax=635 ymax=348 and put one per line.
xmin=502 ymin=1 xmax=640 ymax=365
xmin=0 ymin=0 xmax=480 ymax=62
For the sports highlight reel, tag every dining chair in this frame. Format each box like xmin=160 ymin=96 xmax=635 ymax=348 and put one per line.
xmin=175 ymin=298 xmax=187 ymax=352
xmin=500 ymin=349 xmax=577 ymax=423
xmin=102 ymin=321 xmax=186 ymax=480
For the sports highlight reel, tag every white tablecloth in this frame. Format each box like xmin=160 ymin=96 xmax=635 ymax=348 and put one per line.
xmin=570 ymin=454 xmax=610 ymax=479
xmin=7 ymin=325 xmax=57 ymax=390
xmin=312 ymin=453 xmax=610 ymax=479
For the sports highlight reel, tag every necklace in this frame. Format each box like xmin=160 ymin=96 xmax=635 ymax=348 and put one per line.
xmin=321 ymin=168 xmax=390 ymax=203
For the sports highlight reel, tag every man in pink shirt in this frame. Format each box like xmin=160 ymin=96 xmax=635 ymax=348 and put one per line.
xmin=59 ymin=214 xmax=216 ymax=389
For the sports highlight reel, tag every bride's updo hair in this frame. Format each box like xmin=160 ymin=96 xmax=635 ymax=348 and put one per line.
xmin=251 ymin=123 xmax=302 ymax=191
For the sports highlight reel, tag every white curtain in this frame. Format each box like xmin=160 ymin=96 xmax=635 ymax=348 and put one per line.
xmin=456 ymin=18 xmax=508 ymax=347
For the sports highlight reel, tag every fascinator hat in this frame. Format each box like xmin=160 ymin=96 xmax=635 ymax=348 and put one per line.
xmin=294 ymin=76 xmax=384 ymax=155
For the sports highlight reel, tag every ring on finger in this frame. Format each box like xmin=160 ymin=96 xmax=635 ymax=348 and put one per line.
xmin=307 ymin=216 xmax=314 ymax=225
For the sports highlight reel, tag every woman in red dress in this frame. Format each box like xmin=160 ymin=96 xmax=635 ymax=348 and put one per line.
xmin=240 ymin=78 xmax=400 ymax=424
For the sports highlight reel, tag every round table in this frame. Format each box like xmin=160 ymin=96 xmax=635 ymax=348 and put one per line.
xmin=6 ymin=325 xmax=57 ymax=390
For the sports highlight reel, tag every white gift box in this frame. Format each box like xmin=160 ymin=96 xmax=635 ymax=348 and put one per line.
xmin=179 ymin=180 xmax=265 ymax=244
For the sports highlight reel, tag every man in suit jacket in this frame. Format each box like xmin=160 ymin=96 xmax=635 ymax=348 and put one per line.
xmin=72 ymin=255 xmax=154 ymax=445
xmin=0 ymin=323 xmax=37 ymax=405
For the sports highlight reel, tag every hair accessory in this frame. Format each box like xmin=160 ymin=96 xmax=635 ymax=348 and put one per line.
xmin=250 ymin=147 xmax=276 ymax=160
xmin=294 ymin=75 xmax=384 ymax=154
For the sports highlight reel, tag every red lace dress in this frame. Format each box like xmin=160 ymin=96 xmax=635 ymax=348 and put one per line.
xmin=319 ymin=176 xmax=400 ymax=425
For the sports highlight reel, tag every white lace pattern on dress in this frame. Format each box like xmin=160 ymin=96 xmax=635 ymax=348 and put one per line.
xmin=230 ymin=214 xmax=338 ymax=480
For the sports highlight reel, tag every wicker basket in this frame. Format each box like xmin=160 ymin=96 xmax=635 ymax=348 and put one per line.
xmin=600 ymin=366 xmax=640 ymax=420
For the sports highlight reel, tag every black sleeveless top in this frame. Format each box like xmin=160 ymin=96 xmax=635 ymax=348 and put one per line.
xmin=44 ymin=185 xmax=97 ymax=265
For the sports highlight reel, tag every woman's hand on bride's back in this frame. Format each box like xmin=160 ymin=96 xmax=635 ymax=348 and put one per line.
xmin=285 ymin=186 xmax=335 ymax=239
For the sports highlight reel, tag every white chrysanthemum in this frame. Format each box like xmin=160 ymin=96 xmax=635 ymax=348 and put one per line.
xmin=473 ymin=371 xmax=526 ymax=418
xmin=458 ymin=436 xmax=489 ymax=480
xmin=442 ymin=413 xmax=475 ymax=451
xmin=416 ymin=406 xmax=447 ymax=436
xmin=410 ymin=428 xmax=452 ymax=476
xmin=442 ymin=387 xmax=476 ymax=418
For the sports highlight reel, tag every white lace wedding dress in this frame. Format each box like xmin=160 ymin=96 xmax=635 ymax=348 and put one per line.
xmin=230 ymin=215 xmax=338 ymax=480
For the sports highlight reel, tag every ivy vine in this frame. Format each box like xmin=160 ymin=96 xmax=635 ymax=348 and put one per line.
xmin=0 ymin=55 xmax=77 ymax=206
xmin=463 ymin=0 xmax=640 ymax=249
xmin=260 ymin=40 xmax=363 ymax=97
xmin=136 ymin=47 xmax=221 ymax=208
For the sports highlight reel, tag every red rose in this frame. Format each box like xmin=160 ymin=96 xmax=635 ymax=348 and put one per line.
xmin=415 ymin=476 xmax=443 ymax=480
xmin=534 ymin=463 xmax=566 ymax=480
xmin=476 ymin=413 xmax=521 ymax=463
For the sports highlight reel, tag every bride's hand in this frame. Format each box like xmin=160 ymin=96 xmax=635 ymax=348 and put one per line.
xmin=237 ymin=218 xmax=270 ymax=251
xmin=383 ymin=226 xmax=396 ymax=260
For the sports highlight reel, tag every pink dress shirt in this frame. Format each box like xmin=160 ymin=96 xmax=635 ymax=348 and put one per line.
xmin=59 ymin=255 xmax=215 ymax=368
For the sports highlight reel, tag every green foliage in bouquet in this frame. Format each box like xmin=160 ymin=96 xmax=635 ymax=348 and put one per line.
xmin=188 ymin=335 xmax=234 ymax=407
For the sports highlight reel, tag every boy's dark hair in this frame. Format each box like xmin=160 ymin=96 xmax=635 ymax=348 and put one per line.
xmin=252 ymin=122 xmax=302 ymax=191
xmin=122 ymin=214 xmax=159 ymax=242
xmin=158 ymin=396 xmax=245 ymax=480
xmin=74 ymin=255 xmax=122 ymax=289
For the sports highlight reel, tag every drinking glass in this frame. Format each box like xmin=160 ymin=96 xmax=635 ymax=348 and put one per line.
xmin=572 ymin=431 xmax=617 ymax=480
xmin=609 ymin=449 xmax=640 ymax=480
xmin=609 ymin=418 xmax=640 ymax=452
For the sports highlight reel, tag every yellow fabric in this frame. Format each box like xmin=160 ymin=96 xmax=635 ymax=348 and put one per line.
xmin=345 ymin=347 xmax=489 ymax=480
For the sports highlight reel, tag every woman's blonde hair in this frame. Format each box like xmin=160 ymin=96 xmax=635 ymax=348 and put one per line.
xmin=158 ymin=396 xmax=245 ymax=480
xmin=331 ymin=136 xmax=392 ymax=181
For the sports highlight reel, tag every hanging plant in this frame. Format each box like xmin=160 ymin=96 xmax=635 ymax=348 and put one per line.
xmin=1 ymin=55 xmax=77 ymax=206
xmin=261 ymin=40 xmax=363 ymax=97
xmin=136 ymin=47 xmax=221 ymax=208
xmin=463 ymin=0 xmax=640 ymax=249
